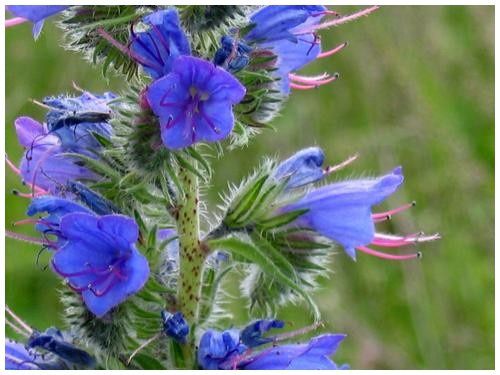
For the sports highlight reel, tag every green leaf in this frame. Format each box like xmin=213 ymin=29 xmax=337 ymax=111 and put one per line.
xmin=209 ymin=237 xmax=320 ymax=321
xmin=130 ymin=353 xmax=166 ymax=370
xmin=251 ymin=232 xmax=299 ymax=283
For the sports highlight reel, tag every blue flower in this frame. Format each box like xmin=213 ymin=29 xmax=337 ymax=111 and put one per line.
xmin=283 ymin=167 xmax=404 ymax=259
xmin=130 ymin=9 xmax=191 ymax=79
xmin=240 ymin=319 xmax=285 ymax=348
xmin=214 ymin=36 xmax=252 ymax=73
xmin=197 ymin=329 xmax=247 ymax=370
xmin=27 ymin=327 xmax=95 ymax=368
xmin=245 ymin=6 xmax=327 ymax=43
xmin=27 ymin=195 xmax=93 ymax=244
xmin=146 ymin=55 xmax=246 ymax=149
xmin=238 ymin=334 xmax=348 ymax=370
xmin=272 ymin=147 xmax=325 ymax=189
xmin=244 ymin=6 xmax=327 ymax=94
xmin=14 ymin=116 xmax=98 ymax=195
xmin=6 ymin=6 xmax=68 ymax=39
xmin=51 ymin=213 xmax=149 ymax=317
xmin=161 ymin=311 xmax=189 ymax=343
xmin=43 ymin=91 xmax=115 ymax=155
xmin=6 ymin=339 xmax=48 ymax=370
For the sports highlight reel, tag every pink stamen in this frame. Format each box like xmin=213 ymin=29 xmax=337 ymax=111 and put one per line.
xmin=13 ymin=218 xmax=41 ymax=226
xmin=6 ymin=318 xmax=30 ymax=337
xmin=297 ymin=6 xmax=381 ymax=34
xmin=321 ymin=10 xmax=341 ymax=17
xmin=289 ymin=73 xmax=339 ymax=89
xmin=5 ymin=155 xmax=21 ymax=175
xmin=289 ymin=73 xmax=334 ymax=84
xmin=290 ymin=82 xmax=319 ymax=90
xmin=324 ymin=153 xmax=359 ymax=175
xmin=357 ymin=245 xmax=421 ymax=260
xmin=372 ymin=201 xmax=416 ymax=220
xmin=91 ymin=277 xmax=121 ymax=297
xmin=372 ymin=232 xmax=441 ymax=248
xmin=6 ymin=230 xmax=51 ymax=246
xmin=13 ymin=191 xmax=45 ymax=199
xmin=5 ymin=17 xmax=28 ymax=27
xmin=317 ymin=42 xmax=348 ymax=59
xmin=6 ymin=305 xmax=33 ymax=335
xmin=273 ymin=321 xmax=323 ymax=342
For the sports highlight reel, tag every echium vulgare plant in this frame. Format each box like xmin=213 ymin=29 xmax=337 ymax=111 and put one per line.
xmin=5 ymin=5 xmax=440 ymax=370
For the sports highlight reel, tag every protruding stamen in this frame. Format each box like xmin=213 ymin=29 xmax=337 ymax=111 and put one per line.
xmin=290 ymin=82 xmax=317 ymax=90
xmin=297 ymin=6 xmax=381 ymax=34
xmin=12 ymin=190 xmax=45 ymax=199
xmin=357 ymin=245 xmax=421 ymax=260
xmin=372 ymin=232 xmax=441 ymax=248
xmin=273 ymin=321 xmax=323 ymax=343
xmin=5 ymin=154 xmax=21 ymax=176
xmin=13 ymin=218 xmax=42 ymax=226
xmin=289 ymin=73 xmax=338 ymax=85
xmin=6 ymin=317 xmax=30 ymax=337
xmin=29 ymin=98 xmax=53 ymax=110
xmin=5 ymin=305 xmax=33 ymax=335
xmin=372 ymin=201 xmax=416 ymax=220
xmin=126 ymin=333 xmax=162 ymax=365
xmin=317 ymin=42 xmax=348 ymax=59
xmin=290 ymin=72 xmax=329 ymax=81
xmin=324 ymin=153 xmax=359 ymax=175
xmin=6 ymin=230 xmax=51 ymax=246
xmin=5 ymin=17 xmax=28 ymax=28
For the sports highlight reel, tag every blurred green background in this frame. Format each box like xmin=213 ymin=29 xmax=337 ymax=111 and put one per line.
xmin=5 ymin=6 xmax=494 ymax=369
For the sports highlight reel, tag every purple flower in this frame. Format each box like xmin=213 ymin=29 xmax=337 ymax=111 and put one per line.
xmin=146 ymin=56 xmax=246 ymax=149
xmin=272 ymin=147 xmax=326 ymax=189
xmin=161 ymin=311 xmax=189 ymax=343
xmin=238 ymin=334 xmax=348 ymax=370
xmin=6 ymin=6 xmax=68 ymax=39
xmin=43 ymin=91 xmax=115 ymax=155
xmin=197 ymin=321 xmax=348 ymax=370
xmin=283 ymin=167 xmax=440 ymax=260
xmin=51 ymin=213 xmax=149 ymax=317
xmin=244 ymin=6 xmax=380 ymax=94
xmin=284 ymin=167 xmax=404 ymax=259
xmin=13 ymin=116 xmax=98 ymax=195
xmin=244 ymin=6 xmax=327 ymax=94
xmin=197 ymin=329 xmax=247 ymax=370
xmin=6 ymin=339 xmax=45 ymax=370
xmin=27 ymin=327 xmax=95 ymax=368
xmin=130 ymin=9 xmax=191 ymax=79
xmin=246 ymin=6 xmax=326 ymax=43
xmin=27 ymin=195 xmax=93 ymax=245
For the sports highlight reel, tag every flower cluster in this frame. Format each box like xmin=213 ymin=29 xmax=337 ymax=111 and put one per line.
xmin=6 ymin=5 xmax=440 ymax=371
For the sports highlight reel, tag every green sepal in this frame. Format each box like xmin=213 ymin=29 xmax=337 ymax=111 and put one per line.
xmin=208 ymin=236 xmax=321 ymax=321
xmin=225 ymin=174 xmax=268 ymax=226
xmin=257 ymin=208 xmax=308 ymax=230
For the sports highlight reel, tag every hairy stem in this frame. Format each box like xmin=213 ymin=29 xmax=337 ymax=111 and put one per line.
xmin=175 ymin=165 xmax=205 ymax=368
